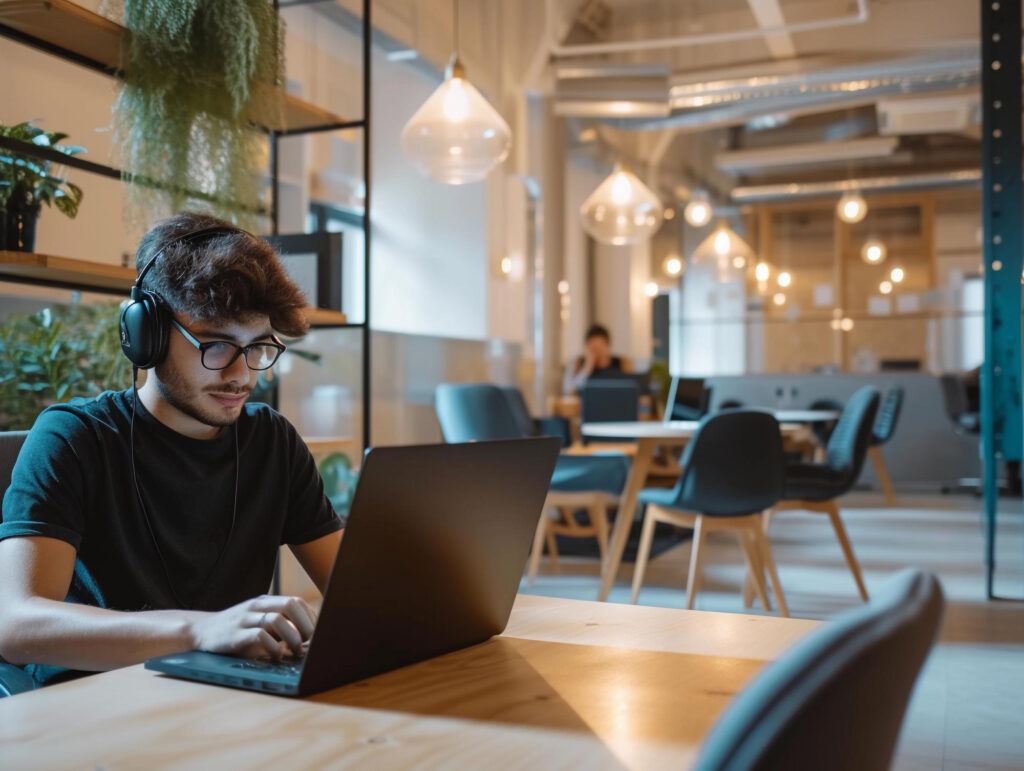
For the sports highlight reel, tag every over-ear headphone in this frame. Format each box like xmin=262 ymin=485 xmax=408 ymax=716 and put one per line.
xmin=119 ymin=226 xmax=237 ymax=369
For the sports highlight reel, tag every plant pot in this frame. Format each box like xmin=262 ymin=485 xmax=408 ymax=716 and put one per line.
xmin=1 ymin=203 xmax=41 ymax=251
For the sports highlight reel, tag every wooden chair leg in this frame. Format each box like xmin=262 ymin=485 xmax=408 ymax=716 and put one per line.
xmin=630 ymin=508 xmax=658 ymax=604
xmin=737 ymin=530 xmax=771 ymax=611
xmin=869 ymin=446 xmax=896 ymax=506
xmin=742 ymin=509 xmax=773 ymax=608
xmin=544 ymin=525 xmax=560 ymax=573
xmin=590 ymin=501 xmax=609 ymax=560
xmin=826 ymin=503 xmax=869 ymax=601
xmin=684 ymin=516 xmax=707 ymax=610
xmin=754 ymin=526 xmax=789 ymax=618
xmin=527 ymin=510 xmax=548 ymax=586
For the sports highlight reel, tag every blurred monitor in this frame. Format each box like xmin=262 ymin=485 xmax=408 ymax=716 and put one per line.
xmin=880 ymin=359 xmax=921 ymax=371
xmin=586 ymin=369 xmax=651 ymax=398
xmin=665 ymin=377 xmax=710 ymax=421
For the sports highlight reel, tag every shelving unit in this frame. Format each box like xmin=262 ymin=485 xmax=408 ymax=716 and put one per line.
xmin=0 ymin=0 xmax=373 ymax=447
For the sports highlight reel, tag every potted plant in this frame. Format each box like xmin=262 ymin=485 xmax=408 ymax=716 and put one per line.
xmin=0 ymin=121 xmax=85 ymax=251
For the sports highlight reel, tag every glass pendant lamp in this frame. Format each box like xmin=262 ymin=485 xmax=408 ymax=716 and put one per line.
xmin=579 ymin=163 xmax=664 ymax=245
xmin=400 ymin=1 xmax=511 ymax=184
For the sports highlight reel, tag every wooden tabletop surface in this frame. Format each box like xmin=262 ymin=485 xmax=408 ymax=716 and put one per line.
xmin=0 ymin=595 xmax=818 ymax=770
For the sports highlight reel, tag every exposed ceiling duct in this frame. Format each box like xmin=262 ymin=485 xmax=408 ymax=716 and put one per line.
xmin=715 ymin=137 xmax=901 ymax=174
xmin=574 ymin=48 xmax=980 ymax=132
xmin=730 ymin=169 xmax=980 ymax=203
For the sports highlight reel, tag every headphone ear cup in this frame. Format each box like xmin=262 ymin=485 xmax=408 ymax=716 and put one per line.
xmin=119 ymin=290 xmax=171 ymax=369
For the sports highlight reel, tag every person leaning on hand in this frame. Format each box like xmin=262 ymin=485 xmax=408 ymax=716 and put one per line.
xmin=0 ymin=212 xmax=343 ymax=689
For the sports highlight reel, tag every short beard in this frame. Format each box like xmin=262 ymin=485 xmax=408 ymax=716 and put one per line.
xmin=153 ymin=359 xmax=244 ymax=429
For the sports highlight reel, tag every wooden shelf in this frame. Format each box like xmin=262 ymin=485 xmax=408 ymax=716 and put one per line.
xmin=302 ymin=307 xmax=348 ymax=327
xmin=1 ymin=251 xmax=348 ymax=327
xmin=0 ymin=250 xmax=135 ymax=292
xmin=0 ymin=0 xmax=354 ymax=133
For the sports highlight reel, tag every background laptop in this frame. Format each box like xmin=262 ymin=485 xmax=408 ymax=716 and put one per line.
xmin=146 ymin=436 xmax=561 ymax=697
xmin=665 ymin=377 xmax=711 ymax=421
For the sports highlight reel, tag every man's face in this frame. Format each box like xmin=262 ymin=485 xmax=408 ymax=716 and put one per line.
xmin=153 ymin=313 xmax=275 ymax=430
xmin=586 ymin=334 xmax=610 ymax=360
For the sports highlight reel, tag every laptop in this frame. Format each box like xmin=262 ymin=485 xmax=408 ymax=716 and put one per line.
xmin=664 ymin=377 xmax=710 ymax=421
xmin=146 ymin=436 xmax=561 ymax=697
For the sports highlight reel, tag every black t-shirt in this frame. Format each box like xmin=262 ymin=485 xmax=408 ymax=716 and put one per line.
xmin=0 ymin=389 xmax=341 ymax=684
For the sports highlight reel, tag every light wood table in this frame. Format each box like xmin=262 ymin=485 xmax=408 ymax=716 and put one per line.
xmin=301 ymin=435 xmax=357 ymax=462
xmin=0 ymin=595 xmax=818 ymax=770
xmin=583 ymin=417 xmax=825 ymax=602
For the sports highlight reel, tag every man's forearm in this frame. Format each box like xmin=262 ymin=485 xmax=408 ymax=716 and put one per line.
xmin=0 ymin=597 xmax=205 ymax=672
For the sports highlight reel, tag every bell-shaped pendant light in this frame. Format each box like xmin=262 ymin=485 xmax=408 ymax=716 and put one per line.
xmin=579 ymin=163 xmax=664 ymax=245
xmin=692 ymin=220 xmax=755 ymax=281
xmin=400 ymin=55 xmax=511 ymax=184
xmin=400 ymin=1 xmax=511 ymax=184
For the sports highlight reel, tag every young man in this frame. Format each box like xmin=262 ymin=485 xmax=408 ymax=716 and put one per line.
xmin=564 ymin=323 xmax=633 ymax=393
xmin=0 ymin=212 xmax=343 ymax=688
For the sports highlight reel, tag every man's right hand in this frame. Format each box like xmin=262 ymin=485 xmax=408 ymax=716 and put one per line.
xmin=188 ymin=594 xmax=318 ymax=660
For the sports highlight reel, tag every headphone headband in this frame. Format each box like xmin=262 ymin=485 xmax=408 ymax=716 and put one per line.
xmin=121 ymin=224 xmax=241 ymax=369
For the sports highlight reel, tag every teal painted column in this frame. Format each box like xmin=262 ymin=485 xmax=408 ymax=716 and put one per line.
xmin=980 ymin=0 xmax=1023 ymax=599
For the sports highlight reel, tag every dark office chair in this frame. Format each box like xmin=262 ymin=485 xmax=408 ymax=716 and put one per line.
xmin=718 ymin=399 xmax=745 ymax=410
xmin=868 ymin=386 xmax=904 ymax=505
xmin=807 ymin=398 xmax=843 ymax=449
xmin=748 ymin=386 xmax=880 ymax=605
xmin=631 ymin=411 xmax=790 ymax=616
xmin=435 ymin=384 xmax=628 ymax=584
xmin=938 ymin=373 xmax=987 ymax=495
xmin=0 ymin=431 xmax=37 ymax=699
xmin=696 ymin=568 xmax=944 ymax=771
xmin=500 ymin=387 xmax=571 ymax=447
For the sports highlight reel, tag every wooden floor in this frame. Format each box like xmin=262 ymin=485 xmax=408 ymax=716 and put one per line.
xmin=520 ymin=492 xmax=1024 ymax=771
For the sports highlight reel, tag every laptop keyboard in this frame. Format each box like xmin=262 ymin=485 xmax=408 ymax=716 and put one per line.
xmin=230 ymin=657 xmax=304 ymax=677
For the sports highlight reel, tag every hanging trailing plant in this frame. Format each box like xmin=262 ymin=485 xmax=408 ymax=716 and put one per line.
xmin=109 ymin=0 xmax=283 ymax=228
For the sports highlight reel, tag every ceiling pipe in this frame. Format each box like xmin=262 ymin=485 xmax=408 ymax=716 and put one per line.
xmin=730 ymin=169 xmax=981 ymax=203
xmin=547 ymin=0 xmax=868 ymax=57
xmin=600 ymin=48 xmax=980 ymax=131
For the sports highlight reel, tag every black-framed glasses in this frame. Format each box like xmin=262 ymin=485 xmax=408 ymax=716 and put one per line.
xmin=171 ymin=319 xmax=286 ymax=371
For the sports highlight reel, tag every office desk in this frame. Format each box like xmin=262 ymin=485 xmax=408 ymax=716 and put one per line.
xmin=0 ymin=595 xmax=818 ymax=770
xmin=581 ymin=418 xmax=819 ymax=602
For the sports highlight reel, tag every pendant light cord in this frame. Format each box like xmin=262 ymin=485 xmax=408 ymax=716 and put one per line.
xmin=453 ymin=0 xmax=460 ymax=57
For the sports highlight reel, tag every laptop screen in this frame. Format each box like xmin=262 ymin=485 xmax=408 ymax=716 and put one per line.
xmin=665 ymin=377 xmax=709 ymax=421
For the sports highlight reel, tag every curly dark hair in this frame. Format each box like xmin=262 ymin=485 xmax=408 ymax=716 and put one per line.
xmin=135 ymin=212 xmax=310 ymax=338
xmin=585 ymin=323 xmax=611 ymax=342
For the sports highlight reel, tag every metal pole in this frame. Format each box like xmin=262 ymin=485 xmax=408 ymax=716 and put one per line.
xmin=980 ymin=0 xmax=1023 ymax=599
xmin=361 ymin=0 xmax=372 ymax=451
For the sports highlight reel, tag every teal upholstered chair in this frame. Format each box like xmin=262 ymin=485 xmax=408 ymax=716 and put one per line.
xmin=747 ymin=386 xmax=880 ymax=608
xmin=696 ymin=568 xmax=943 ymax=771
xmin=0 ymin=431 xmax=36 ymax=698
xmin=435 ymin=384 xmax=628 ymax=583
xmin=631 ymin=410 xmax=790 ymax=615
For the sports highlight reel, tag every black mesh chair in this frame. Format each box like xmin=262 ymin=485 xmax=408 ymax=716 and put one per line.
xmin=748 ymin=386 xmax=880 ymax=605
xmin=938 ymin=373 xmax=985 ymax=494
xmin=868 ymin=386 xmax=904 ymax=505
xmin=0 ymin=431 xmax=37 ymax=698
xmin=696 ymin=568 xmax=944 ymax=771
xmin=499 ymin=386 xmax=571 ymax=447
xmin=631 ymin=410 xmax=790 ymax=616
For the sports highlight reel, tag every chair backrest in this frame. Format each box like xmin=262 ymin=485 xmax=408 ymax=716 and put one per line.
xmin=668 ymin=410 xmax=786 ymax=517
xmin=499 ymin=386 xmax=537 ymax=438
xmin=0 ymin=431 xmax=28 ymax=498
xmin=824 ymin=386 xmax=880 ymax=488
xmin=938 ymin=373 xmax=970 ymax=421
xmin=808 ymin=398 xmax=843 ymax=447
xmin=580 ymin=379 xmax=639 ymax=424
xmin=871 ymin=386 xmax=904 ymax=446
xmin=718 ymin=399 xmax=745 ymax=410
xmin=434 ymin=384 xmax=526 ymax=443
xmin=695 ymin=568 xmax=944 ymax=771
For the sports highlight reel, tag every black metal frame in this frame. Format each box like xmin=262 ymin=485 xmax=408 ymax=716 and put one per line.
xmin=1 ymin=0 xmax=373 ymax=450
